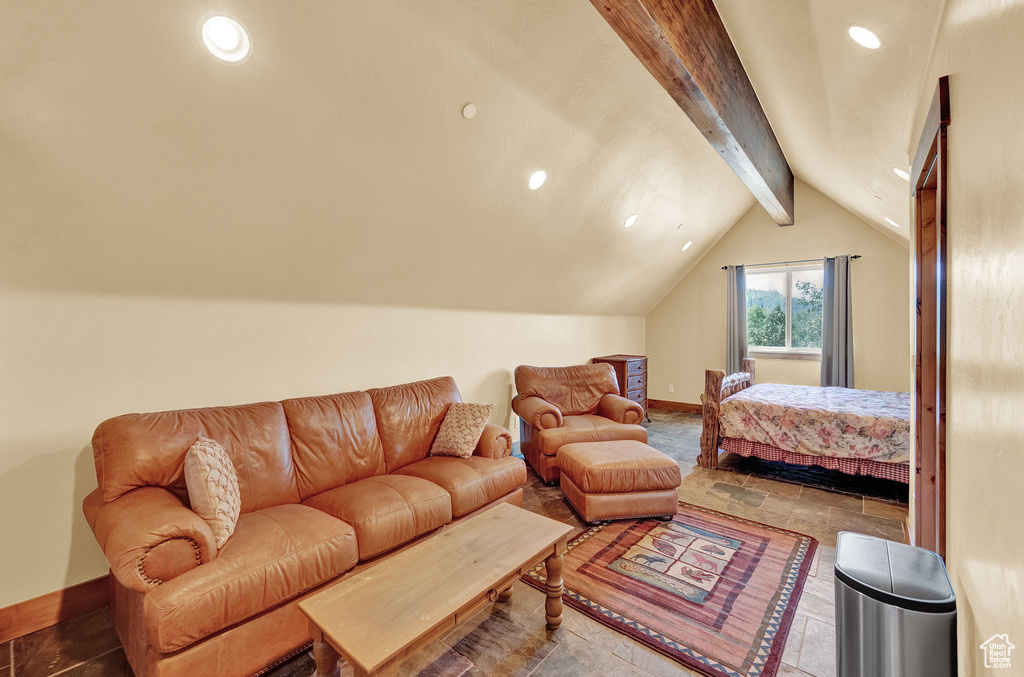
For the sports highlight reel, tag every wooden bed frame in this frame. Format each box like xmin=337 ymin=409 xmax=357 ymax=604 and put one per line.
xmin=698 ymin=359 xmax=909 ymax=484
xmin=699 ymin=358 xmax=756 ymax=469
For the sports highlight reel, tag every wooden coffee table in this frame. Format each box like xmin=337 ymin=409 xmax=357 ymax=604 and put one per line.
xmin=298 ymin=503 xmax=573 ymax=677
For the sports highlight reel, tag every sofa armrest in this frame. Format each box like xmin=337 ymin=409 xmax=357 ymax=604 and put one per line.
xmin=83 ymin=487 xmax=217 ymax=594
xmin=474 ymin=423 xmax=513 ymax=459
xmin=597 ymin=394 xmax=644 ymax=426
xmin=511 ymin=395 xmax=563 ymax=430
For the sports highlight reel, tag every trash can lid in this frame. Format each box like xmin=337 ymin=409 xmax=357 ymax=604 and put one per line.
xmin=834 ymin=531 xmax=956 ymax=613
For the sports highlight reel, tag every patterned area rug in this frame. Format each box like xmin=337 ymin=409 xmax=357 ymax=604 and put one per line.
xmin=523 ymin=502 xmax=816 ymax=677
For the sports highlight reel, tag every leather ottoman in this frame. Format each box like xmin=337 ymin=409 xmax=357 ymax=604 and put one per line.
xmin=557 ymin=440 xmax=681 ymax=524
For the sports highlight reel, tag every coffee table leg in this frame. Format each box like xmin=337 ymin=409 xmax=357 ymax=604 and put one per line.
xmin=497 ymin=585 xmax=514 ymax=602
xmin=544 ymin=549 xmax=564 ymax=629
xmin=309 ymin=624 xmax=342 ymax=677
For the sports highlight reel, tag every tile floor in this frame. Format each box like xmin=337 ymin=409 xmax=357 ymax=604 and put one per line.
xmin=4 ymin=410 xmax=908 ymax=677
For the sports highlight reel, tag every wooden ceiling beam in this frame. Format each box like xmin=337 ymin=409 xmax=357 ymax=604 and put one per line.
xmin=590 ymin=0 xmax=795 ymax=225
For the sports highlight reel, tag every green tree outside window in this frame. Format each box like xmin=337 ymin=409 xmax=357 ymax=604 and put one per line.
xmin=791 ymin=280 xmax=823 ymax=348
xmin=746 ymin=269 xmax=823 ymax=350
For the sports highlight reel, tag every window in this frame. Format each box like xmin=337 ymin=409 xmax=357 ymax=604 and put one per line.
xmin=746 ymin=265 xmax=823 ymax=355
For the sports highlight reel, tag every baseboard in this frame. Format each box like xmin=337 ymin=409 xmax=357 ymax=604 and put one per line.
xmin=0 ymin=575 xmax=109 ymax=643
xmin=647 ymin=399 xmax=701 ymax=414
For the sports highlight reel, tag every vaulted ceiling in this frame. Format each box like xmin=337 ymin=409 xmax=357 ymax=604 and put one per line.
xmin=715 ymin=0 xmax=948 ymax=240
xmin=1 ymin=1 xmax=944 ymax=316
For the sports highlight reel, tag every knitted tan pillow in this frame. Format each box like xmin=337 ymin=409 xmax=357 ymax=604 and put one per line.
xmin=430 ymin=403 xmax=494 ymax=458
xmin=184 ymin=436 xmax=241 ymax=549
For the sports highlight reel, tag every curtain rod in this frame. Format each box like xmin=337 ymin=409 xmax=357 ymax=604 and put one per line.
xmin=721 ymin=255 xmax=860 ymax=270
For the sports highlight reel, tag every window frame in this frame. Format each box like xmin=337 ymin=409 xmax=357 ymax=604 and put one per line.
xmin=745 ymin=263 xmax=823 ymax=358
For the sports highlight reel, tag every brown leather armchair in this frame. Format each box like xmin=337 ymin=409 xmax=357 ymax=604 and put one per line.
xmin=512 ymin=364 xmax=647 ymax=483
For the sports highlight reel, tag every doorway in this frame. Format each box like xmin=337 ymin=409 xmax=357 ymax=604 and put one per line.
xmin=912 ymin=76 xmax=949 ymax=557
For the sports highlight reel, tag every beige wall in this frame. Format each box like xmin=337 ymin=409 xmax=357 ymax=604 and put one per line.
xmin=911 ymin=2 xmax=1024 ymax=672
xmin=0 ymin=290 xmax=642 ymax=608
xmin=646 ymin=179 xmax=911 ymax=404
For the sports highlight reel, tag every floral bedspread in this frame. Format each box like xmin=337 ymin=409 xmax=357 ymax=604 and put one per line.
xmin=719 ymin=384 xmax=910 ymax=464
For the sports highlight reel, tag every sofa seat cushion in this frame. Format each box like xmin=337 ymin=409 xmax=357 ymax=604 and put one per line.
xmin=302 ymin=475 xmax=452 ymax=560
xmin=392 ymin=456 xmax=527 ymax=517
xmin=537 ymin=415 xmax=647 ymax=456
xmin=558 ymin=440 xmax=681 ymax=494
xmin=143 ymin=504 xmax=358 ymax=653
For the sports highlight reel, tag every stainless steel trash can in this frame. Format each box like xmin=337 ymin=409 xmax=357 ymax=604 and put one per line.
xmin=834 ymin=531 xmax=956 ymax=677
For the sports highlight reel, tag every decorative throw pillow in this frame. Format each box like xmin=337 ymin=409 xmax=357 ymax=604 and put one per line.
xmin=184 ymin=436 xmax=241 ymax=549
xmin=430 ymin=403 xmax=494 ymax=458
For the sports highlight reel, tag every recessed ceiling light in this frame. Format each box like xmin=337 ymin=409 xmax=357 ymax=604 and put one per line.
xmin=893 ymin=167 xmax=910 ymax=181
xmin=884 ymin=218 xmax=901 ymax=228
xmin=623 ymin=214 xmax=638 ymax=229
xmin=848 ymin=25 xmax=882 ymax=49
xmin=202 ymin=16 xmax=250 ymax=62
xmin=462 ymin=104 xmax=477 ymax=119
xmin=682 ymin=241 xmax=693 ymax=251
xmin=528 ymin=170 xmax=547 ymax=190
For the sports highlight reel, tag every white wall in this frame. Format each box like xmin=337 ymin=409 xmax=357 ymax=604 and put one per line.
xmin=910 ymin=2 xmax=1024 ymax=672
xmin=646 ymin=179 xmax=911 ymax=404
xmin=0 ymin=290 xmax=642 ymax=608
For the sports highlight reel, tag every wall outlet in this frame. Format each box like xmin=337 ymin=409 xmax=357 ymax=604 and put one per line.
xmin=668 ymin=385 xmax=675 ymax=393
xmin=511 ymin=416 xmax=519 ymax=431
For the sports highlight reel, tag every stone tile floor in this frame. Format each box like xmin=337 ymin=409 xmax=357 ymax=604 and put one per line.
xmin=4 ymin=410 xmax=908 ymax=677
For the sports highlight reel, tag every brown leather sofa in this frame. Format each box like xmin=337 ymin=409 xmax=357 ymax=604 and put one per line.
xmin=83 ymin=376 xmax=524 ymax=677
xmin=511 ymin=364 xmax=647 ymax=484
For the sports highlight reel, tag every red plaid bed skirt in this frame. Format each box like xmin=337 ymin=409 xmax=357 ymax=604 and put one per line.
xmin=721 ymin=437 xmax=910 ymax=484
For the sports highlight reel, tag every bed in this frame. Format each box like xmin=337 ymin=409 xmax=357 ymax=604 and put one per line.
xmin=699 ymin=359 xmax=911 ymax=484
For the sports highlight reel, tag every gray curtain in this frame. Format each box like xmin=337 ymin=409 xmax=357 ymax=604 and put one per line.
xmin=726 ymin=265 xmax=747 ymax=375
xmin=821 ymin=255 xmax=854 ymax=387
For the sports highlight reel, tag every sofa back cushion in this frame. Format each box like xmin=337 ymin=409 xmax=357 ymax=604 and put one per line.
xmin=514 ymin=364 xmax=619 ymax=416
xmin=92 ymin=401 xmax=300 ymax=512
xmin=368 ymin=376 xmax=462 ymax=472
xmin=281 ymin=391 xmax=386 ymax=500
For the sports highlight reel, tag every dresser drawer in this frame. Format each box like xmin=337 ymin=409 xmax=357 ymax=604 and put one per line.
xmin=625 ymin=359 xmax=647 ymax=376
xmin=629 ymin=399 xmax=647 ymax=412
xmin=626 ymin=372 xmax=646 ymax=392
xmin=626 ymin=388 xmax=646 ymax=405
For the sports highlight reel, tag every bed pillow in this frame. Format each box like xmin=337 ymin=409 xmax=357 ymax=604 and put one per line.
xmin=430 ymin=403 xmax=493 ymax=458
xmin=184 ymin=436 xmax=241 ymax=548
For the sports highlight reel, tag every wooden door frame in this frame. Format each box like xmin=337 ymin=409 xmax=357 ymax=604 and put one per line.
xmin=912 ymin=76 xmax=949 ymax=557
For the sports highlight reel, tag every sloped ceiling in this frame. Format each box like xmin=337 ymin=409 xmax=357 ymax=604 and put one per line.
xmin=0 ymin=0 xmax=756 ymax=316
xmin=714 ymin=0 xmax=949 ymax=241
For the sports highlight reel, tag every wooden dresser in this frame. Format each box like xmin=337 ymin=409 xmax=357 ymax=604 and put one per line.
xmin=592 ymin=354 xmax=649 ymax=421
